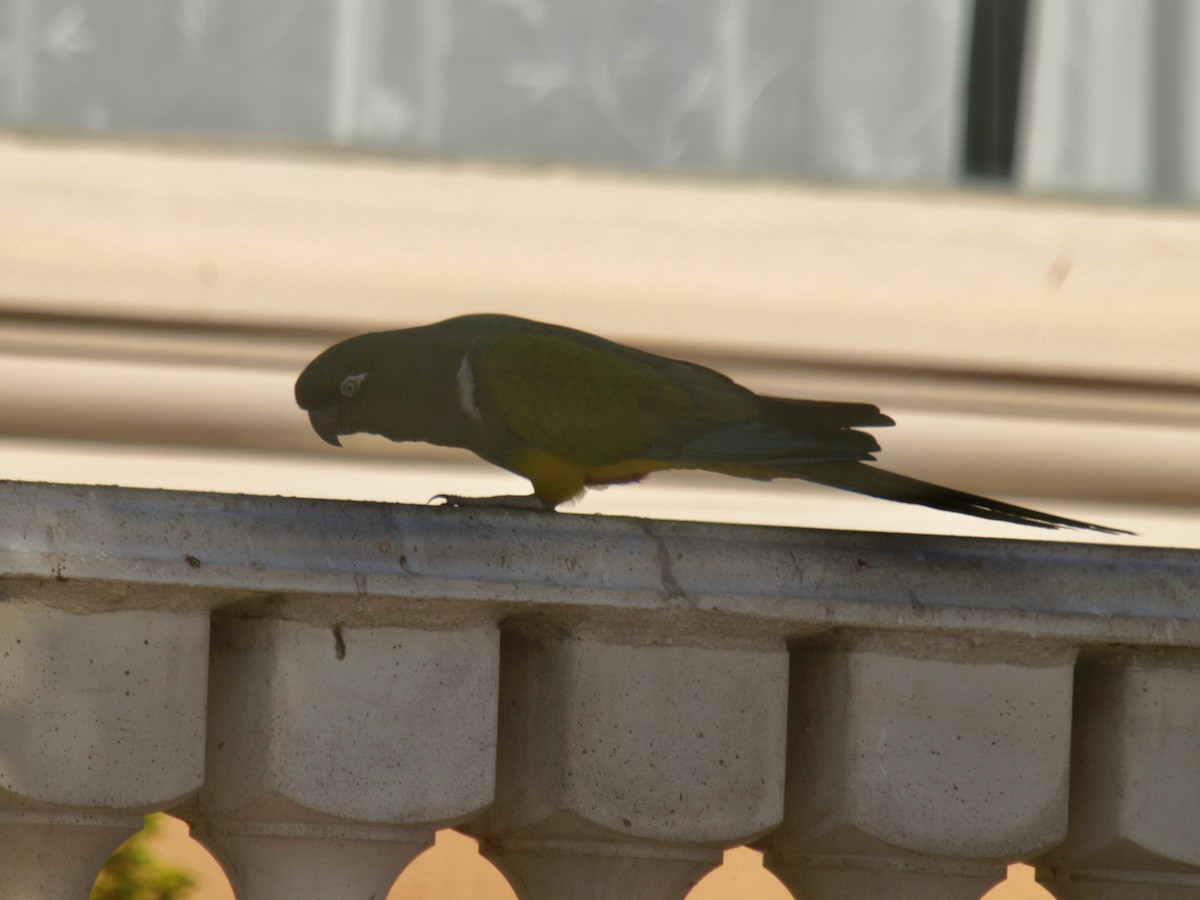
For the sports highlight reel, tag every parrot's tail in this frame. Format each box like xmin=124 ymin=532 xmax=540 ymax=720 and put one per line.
xmin=792 ymin=462 xmax=1131 ymax=534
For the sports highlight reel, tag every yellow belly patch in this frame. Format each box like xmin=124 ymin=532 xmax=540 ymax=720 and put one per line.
xmin=513 ymin=449 xmax=680 ymax=505
xmin=512 ymin=448 xmax=588 ymax=505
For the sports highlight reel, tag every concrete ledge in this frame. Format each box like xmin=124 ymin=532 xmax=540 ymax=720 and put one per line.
xmin=1 ymin=480 xmax=1196 ymax=646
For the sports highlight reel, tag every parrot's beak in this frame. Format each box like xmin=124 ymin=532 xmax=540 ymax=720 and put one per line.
xmin=308 ymin=407 xmax=343 ymax=447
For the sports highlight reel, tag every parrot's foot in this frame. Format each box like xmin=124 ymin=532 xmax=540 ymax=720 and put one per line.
xmin=431 ymin=493 xmax=559 ymax=512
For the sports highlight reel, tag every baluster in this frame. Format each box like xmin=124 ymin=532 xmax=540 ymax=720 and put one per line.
xmin=1035 ymin=650 xmax=1200 ymax=898
xmin=0 ymin=605 xmax=209 ymax=899
xmin=190 ymin=617 xmax=499 ymax=900
xmin=759 ymin=634 xmax=1076 ymax=900
xmin=467 ymin=630 xmax=790 ymax=900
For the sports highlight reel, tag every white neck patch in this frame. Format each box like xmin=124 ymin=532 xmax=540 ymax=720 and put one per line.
xmin=456 ymin=352 xmax=484 ymax=423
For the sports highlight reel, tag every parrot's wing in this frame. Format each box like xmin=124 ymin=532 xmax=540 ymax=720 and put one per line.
xmin=474 ymin=330 xmax=883 ymax=468
xmin=475 ymin=331 xmax=758 ymax=466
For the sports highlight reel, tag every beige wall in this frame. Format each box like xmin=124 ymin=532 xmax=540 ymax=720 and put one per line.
xmin=2 ymin=138 xmax=1198 ymax=547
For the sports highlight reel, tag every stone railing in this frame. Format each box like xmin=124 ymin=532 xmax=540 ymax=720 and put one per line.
xmin=1 ymin=480 xmax=1197 ymax=899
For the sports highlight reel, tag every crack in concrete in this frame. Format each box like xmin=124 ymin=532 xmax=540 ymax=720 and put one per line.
xmin=639 ymin=521 xmax=690 ymax=606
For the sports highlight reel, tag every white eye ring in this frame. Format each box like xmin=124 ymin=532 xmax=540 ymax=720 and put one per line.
xmin=340 ymin=373 xmax=367 ymax=397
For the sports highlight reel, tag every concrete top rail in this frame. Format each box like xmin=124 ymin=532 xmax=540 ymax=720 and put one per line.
xmin=2 ymin=480 xmax=1196 ymax=649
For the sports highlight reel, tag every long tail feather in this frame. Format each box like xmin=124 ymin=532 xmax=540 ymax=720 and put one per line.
xmin=794 ymin=462 xmax=1131 ymax=534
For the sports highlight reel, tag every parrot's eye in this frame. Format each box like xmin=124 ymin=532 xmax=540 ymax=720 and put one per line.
xmin=340 ymin=373 xmax=367 ymax=398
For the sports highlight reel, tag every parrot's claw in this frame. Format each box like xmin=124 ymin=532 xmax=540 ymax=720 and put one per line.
xmin=430 ymin=493 xmax=559 ymax=512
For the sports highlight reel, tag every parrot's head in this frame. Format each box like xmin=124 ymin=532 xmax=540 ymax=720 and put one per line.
xmin=297 ymin=318 xmax=491 ymax=453
xmin=295 ymin=332 xmax=396 ymax=448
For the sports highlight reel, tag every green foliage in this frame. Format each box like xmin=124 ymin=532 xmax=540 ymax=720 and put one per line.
xmin=91 ymin=814 xmax=195 ymax=900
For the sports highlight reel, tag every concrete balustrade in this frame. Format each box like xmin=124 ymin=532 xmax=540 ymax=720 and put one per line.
xmin=0 ymin=480 xmax=1198 ymax=900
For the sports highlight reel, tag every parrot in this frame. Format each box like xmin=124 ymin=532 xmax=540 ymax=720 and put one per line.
xmin=295 ymin=313 xmax=1128 ymax=534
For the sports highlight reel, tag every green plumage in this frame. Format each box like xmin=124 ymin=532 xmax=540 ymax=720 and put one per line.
xmin=295 ymin=314 xmax=1128 ymax=533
